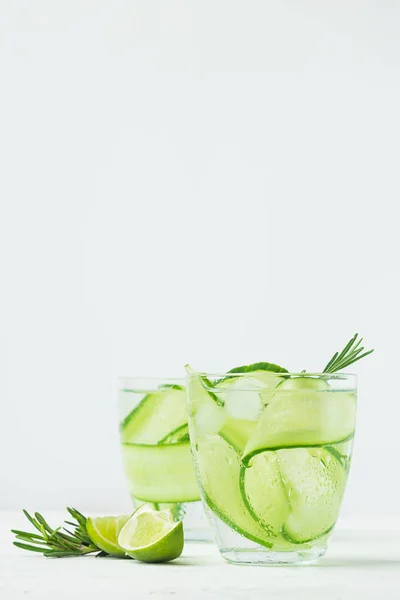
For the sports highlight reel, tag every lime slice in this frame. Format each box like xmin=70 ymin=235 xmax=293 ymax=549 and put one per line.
xmin=86 ymin=515 xmax=130 ymax=557
xmin=118 ymin=505 xmax=184 ymax=563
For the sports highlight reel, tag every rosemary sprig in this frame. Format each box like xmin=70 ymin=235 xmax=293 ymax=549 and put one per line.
xmin=12 ymin=508 xmax=103 ymax=558
xmin=323 ymin=333 xmax=374 ymax=373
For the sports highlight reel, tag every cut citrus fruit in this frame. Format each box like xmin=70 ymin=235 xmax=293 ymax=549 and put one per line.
xmin=86 ymin=515 xmax=130 ymax=557
xmin=118 ymin=505 xmax=184 ymax=563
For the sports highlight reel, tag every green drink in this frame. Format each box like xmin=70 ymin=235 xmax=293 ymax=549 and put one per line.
xmin=118 ymin=378 xmax=209 ymax=541
xmin=186 ymin=368 xmax=357 ymax=564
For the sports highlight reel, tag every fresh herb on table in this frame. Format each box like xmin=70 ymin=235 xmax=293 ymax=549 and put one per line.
xmin=12 ymin=508 xmax=104 ymax=558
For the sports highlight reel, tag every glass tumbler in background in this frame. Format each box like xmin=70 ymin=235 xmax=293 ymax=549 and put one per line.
xmin=118 ymin=377 xmax=210 ymax=541
xmin=186 ymin=370 xmax=357 ymax=564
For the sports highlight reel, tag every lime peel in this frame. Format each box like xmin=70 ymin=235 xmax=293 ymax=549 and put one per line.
xmin=118 ymin=505 xmax=184 ymax=563
xmin=86 ymin=515 xmax=131 ymax=557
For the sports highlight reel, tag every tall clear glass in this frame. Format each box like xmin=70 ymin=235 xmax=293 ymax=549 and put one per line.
xmin=186 ymin=371 xmax=357 ymax=564
xmin=118 ymin=377 xmax=209 ymax=541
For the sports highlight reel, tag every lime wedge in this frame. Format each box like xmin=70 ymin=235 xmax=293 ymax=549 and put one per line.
xmin=118 ymin=505 xmax=184 ymax=563
xmin=86 ymin=515 xmax=130 ymax=557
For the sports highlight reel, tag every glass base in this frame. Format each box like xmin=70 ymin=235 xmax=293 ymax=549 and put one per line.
xmin=220 ymin=546 xmax=327 ymax=566
xmin=183 ymin=501 xmax=212 ymax=541
xmin=205 ymin=507 xmax=328 ymax=564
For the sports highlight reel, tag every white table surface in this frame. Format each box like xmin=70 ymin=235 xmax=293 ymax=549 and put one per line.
xmin=1 ymin=512 xmax=399 ymax=600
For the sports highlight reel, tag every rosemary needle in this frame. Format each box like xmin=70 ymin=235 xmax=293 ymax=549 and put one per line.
xmin=11 ymin=508 xmax=103 ymax=558
xmin=323 ymin=333 xmax=374 ymax=373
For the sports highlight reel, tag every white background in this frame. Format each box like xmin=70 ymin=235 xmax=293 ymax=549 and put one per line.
xmin=1 ymin=1 xmax=399 ymax=516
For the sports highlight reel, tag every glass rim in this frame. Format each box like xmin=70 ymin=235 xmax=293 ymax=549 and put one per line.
xmin=187 ymin=371 xmax=356 ymax=379
xmin=186 ymin=371 xmax=357 ymax=392
xmin=118 ymin=376 xmax=184 ymax=391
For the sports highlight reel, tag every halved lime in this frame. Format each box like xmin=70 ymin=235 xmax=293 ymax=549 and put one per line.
xmin=118 ymin=505 xmax=184 ymax=563
xmin=86 ymin=515 xmax=130 ymax=557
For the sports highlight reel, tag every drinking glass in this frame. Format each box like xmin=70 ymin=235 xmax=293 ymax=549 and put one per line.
xmin=118 ymin=377 xmax=209 ymax=541
xmin=186 ymin=370 xmax=357 ymax=564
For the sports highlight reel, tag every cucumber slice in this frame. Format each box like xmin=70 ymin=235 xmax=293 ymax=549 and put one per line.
xmin=243 ymin=380 xmax=356 ymax=462
xmin=186 ymin=370 xmax=227 ymax=439
xmin=194 ymin=402 xmax=227 ymax=439
xmin=258 ymin=375 xmax=330 ymax=410
xmin=186 ymin=365 xmax=223 ymax=407
xmin=121 ymin=442 xmax=200 ymax=503
xmin=278 ymin=447 xmax=347 ymax=543
xmin=194 ymin=435 xmax=275 ymax=548
xmin=120 ymin=387 xmax=187 ymax=444
xmin=219 ymin=417 xmax=257 ymax=452
xmin=325 ymin=439 xmax=354 ymax=471
xmin=159 ymin=424 xmax=189 ymax=444
xmin=241 ymin=447 xmax=347 ymax=546
xmin=240 ymin=451 xmax=293 ymax=551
